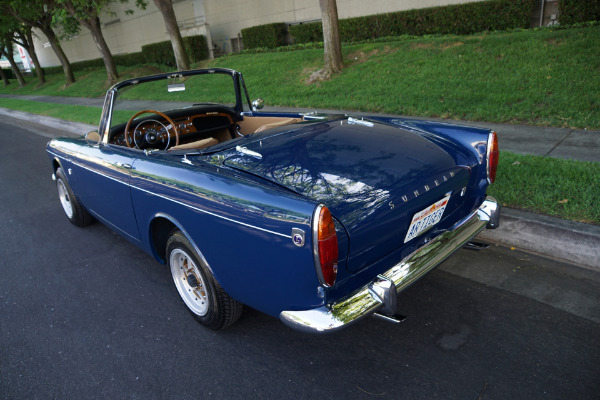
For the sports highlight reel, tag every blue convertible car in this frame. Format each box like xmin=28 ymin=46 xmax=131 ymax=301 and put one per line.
xmin=47 ymin=68 xmax=500 ymax=333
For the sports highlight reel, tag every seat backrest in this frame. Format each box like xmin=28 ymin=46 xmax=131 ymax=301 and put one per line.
xmin=170 ymin=137 xmax=219 ymax=150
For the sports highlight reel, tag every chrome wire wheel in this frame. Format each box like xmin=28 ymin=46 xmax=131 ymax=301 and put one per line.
xmin=170 ymin=248 xmax=209 ymax=316
xmin=57 ymin=178 xmax=74 ymax=219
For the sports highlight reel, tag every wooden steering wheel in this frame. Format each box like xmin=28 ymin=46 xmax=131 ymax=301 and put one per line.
xmin=124 ymin=110 xmax=179 ymax=149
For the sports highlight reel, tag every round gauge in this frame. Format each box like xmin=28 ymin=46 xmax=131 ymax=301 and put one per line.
xmin=178 ymin=123 xmax=186 ymax=131
xmin=145 ymin=127 xmax=159 ymax=144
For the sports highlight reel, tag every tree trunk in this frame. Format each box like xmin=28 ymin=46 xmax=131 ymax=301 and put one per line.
xmin=0 ymin=68 xmax=10 ymax=86
xmin=39 ymin=23 xmax=76 ymax=85
xmin=319 ymin=0 xmax=343 ymax=74
xmin=82 ymin=16 xmax=119 ymax=83
xmin=154 ymin=0 xmax=190 ymax=71
xmin=0 ymin=47 xmax=26 ymax=87
xmin=19 ymin=27 xmax=46 ymax=86
xmin=7 ymin=6 xmax=74 ymax=84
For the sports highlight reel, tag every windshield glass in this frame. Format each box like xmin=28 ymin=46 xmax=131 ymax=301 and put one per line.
xmin=106 ymin=70 xmax=243 ymax=150
xmin=111 ymin=72 xmax=237 ymax=127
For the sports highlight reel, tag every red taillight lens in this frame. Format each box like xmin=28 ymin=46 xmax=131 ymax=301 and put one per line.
xmin=487 ymin=131 xmax=499 ymax=183
xmin=314 ymin=206 xmax=338 ymax=287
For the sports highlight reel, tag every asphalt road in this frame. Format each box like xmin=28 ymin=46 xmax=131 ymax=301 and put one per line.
xmin=1 ymin=120 xmax=599 ymax=400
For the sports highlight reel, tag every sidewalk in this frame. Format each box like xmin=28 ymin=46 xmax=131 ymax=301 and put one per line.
xmin=1 ymin=94 xmax=599 ymax=270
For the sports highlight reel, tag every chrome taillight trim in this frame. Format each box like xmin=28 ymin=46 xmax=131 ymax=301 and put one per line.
xmin=312 ymin=204 xmax=332 ymax=287
xmin=486 ymin=131 xmax=497 ymax=184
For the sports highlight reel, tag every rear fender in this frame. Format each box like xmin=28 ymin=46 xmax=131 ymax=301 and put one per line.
xmin=372 ymin=117 xmax=493 ymax=198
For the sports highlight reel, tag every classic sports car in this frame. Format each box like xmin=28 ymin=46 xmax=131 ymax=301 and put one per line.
xmin=47 ymin=68 xmax=500 ymax=333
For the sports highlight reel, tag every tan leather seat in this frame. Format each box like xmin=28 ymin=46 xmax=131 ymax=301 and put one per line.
xmin=254 ymin=118 xmax=302 ymax=133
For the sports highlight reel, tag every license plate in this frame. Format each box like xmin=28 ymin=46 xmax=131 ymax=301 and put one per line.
xmin=404 ymin=194 xmax=451 ymax=243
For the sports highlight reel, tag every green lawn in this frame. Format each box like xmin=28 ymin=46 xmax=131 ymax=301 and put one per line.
xmin=0 ymin=98 xmax=103 ymax=125
xmin=488 ymin=152 xmax=600 ymax=224
xmin=210 ymin=25 xmax=600 ymax=129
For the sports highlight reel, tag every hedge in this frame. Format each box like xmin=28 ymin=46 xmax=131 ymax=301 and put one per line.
xmin=41 ymin=35 xmax=208 ymax=74
xmin=560 ymin=0 xmax=600 ymax=25
xmin=141 ymin=35 xmax=210 ymax=67
xmin=43 ymin=58 xmax=103 ymax=75
xmin=241 ymin=22 xmax=287 ymax=49
xmin=1 ymin=68 xmax=16 ymax=80
xmin=185 ymin=35 xmax=209 ymax=62
xmin=289 ymin=22 xmax=322 ymax=45
xmin=114 ymin=52 xmax=144 ymax=66
xmin=141 ymin=40 xmax=175 ymax=66
xmin=290 ymin=0 xmax=535 ymax=44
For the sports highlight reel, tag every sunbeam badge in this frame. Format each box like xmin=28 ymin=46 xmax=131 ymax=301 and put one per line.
xmin=291 ymin=228 xmax=305 ymax=247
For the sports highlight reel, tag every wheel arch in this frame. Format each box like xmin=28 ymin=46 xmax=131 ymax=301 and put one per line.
xmin=148 ymin=213 xmax=210 ymax=271
xmin=51 ymin=157 xmax=62 ymax=173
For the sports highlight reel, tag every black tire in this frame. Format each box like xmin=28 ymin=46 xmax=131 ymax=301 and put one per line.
xmin=55 ymin=167 xmax=94 ymax=227
xmin=166 ymin=230 xmax=243 ymax=330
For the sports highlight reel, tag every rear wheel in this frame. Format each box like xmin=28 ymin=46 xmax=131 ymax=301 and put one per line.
xmin=167 ymin=230 xmax=243 ymax=330
xmin=55 ymin=167 xmax=94 ymax=227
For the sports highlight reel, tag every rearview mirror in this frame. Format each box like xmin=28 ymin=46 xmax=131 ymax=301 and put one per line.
xmin=168 ymin=83 xmax=186 ymax=92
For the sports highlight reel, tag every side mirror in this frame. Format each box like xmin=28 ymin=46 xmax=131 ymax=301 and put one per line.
xmin=252 ymin=98 xmax=264 ymax=111
xmin=85 ymin=131 xmax=101 ymax=145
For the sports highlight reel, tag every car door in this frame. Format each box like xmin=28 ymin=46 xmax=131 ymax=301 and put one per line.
xmin=70 ymin=142 xmax=141 ymax=242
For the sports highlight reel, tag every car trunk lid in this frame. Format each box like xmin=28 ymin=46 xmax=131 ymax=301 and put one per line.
xmin=224 ymin=117 xmax=471 ymax=272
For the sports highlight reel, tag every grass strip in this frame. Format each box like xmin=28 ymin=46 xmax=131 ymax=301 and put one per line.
xmin=0 ymin=98 xmax=136 ymax=126
xmin=488 ymin=152 xmax=600 ymax=224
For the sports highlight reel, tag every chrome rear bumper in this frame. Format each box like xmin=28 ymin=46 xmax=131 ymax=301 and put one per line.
xmin=280 ymin=196 xmax=500 ymax=333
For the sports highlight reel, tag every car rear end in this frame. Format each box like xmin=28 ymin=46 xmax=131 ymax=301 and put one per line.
xmin=224 ymin=116 xmax=500 ymax=332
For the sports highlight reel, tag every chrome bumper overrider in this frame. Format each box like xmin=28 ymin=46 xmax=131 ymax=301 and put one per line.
xmin=280 ymin=196 xmax=500 ymax=333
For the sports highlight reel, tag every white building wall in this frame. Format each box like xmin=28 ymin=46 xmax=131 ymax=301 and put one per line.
xmin=33 ymin=0 xmax=206 ymax=67
xmin=33 ymin=0 xmax=480 ymax=67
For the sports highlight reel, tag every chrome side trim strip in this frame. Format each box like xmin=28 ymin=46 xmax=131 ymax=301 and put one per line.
xmin=486 ymin=131 xmax=495 ymax=184
xmin=312 ymin=204 xmax=328 ymax=286
xmin=133 ymin=184 xmax=291 ymax=239
xmin=49 ymin=152 xmax=291 ymax=239
xmin=280 ymin=196 xmax=499 ymax=333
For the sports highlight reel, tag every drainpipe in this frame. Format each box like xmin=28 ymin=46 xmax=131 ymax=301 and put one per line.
xmin=539 ymin=0 xmax=545 ymax=27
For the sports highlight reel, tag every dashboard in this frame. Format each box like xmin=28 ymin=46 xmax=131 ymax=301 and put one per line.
xmin=110 ymin=106 xmax=236 ymax=149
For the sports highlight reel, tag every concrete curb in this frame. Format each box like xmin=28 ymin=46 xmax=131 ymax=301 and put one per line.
xmin=3 ymin=107 xmax=598 ymax=271
xmin=477 ymin=208 xmax=600 ymax=272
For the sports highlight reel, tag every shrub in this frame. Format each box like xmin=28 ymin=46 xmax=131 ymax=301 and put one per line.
xmin=185 ymin=35 xmax=209 ymax=62
xmin=241 ymin=22 xmax=287 ymax=49
xmin=560 ymin=0 xmax=600 ymax=24
xmin=114 ymin=52 xmax=144 ymax=66
xmin=289 ymin=22 xmax=323 ymax=44
xmin=1 ymin=68 xmax=15 ymax=80
xmin=141 ymin=35 xmax=209 ymax=67
xmin=290 ymin=0 xmax=535 ymax=44
xmin=43 ymin=59 xmax=103 ymax=74
xmin=142 ymin=40 xmax=176 ymax=67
